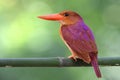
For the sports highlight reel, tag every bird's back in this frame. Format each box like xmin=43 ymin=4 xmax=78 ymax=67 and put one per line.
xmin=60 ymin=20 xmax=98 ymax=63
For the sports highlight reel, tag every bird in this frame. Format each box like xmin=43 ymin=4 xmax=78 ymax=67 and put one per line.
xmin=38 ymin=10 xmax=102 ymax=78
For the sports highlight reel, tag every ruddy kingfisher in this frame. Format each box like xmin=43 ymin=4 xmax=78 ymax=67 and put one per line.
xmin=38 ymin=10 xmax=101 ymax=78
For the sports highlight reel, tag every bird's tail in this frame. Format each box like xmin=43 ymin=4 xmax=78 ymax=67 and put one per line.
xmin=89 ymin=53 xmax=102 ymax=78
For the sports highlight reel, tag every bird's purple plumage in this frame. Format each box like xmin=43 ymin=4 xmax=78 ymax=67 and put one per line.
xmin=61 ymin=20 xmax=98 ymax=63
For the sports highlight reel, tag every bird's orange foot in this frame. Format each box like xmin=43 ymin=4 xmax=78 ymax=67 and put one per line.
xmin=68 ymin=55 xmax=77 ymax=61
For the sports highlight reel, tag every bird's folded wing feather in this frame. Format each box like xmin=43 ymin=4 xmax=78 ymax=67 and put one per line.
xmin=61 ymin=25 xmax=98 ymax=63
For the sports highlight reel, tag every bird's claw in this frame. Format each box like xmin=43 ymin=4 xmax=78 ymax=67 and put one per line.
xmin=68 ymin=55 xmax=77 ymax=61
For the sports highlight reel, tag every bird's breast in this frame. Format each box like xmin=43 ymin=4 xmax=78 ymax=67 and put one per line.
xmin=60 ymin=24 xmax=82 ymax=42
xmin=60 ymin=22 xmax=98 ymax=53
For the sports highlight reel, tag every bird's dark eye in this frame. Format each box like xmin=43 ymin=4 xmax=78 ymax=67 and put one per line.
xmin=64 ymin=13 xmax=69 ymax=17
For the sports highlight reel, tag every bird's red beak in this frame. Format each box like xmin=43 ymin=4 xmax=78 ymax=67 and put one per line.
xmin=38 ymin=14 xmax=63 ymax=21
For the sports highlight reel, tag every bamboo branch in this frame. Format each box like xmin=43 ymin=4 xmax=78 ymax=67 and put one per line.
xmin=0 ymin=57 xmax=120 ymax=67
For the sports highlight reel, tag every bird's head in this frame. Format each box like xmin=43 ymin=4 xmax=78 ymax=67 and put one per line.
xmin=38 ymin=10 xmax=83 ymax=25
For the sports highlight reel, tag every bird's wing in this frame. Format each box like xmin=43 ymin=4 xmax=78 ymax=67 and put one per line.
xmin=61 ymin=25 xmax=98 ymax=63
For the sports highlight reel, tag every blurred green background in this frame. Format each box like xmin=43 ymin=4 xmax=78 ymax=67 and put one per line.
xmin=0 ymin=0 xmax=120 ymax=80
